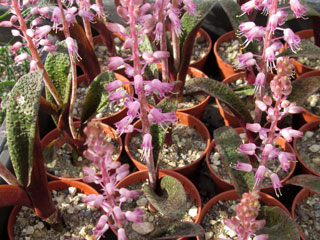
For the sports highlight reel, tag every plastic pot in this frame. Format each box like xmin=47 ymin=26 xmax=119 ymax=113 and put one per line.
xmin=206 ymin=130 xmax=297 ymax=196
xmin=7 ymin=180 xmax=99 ymax=240
xmin=189 ymin=28 xmax=212 ymax=71
xmin=41 ymin=122 xmax=123 ymax=181
xmin=213 ymin=31 xmax=241 ymax=78
xmin=296 ymin=70 xmax=320 ymax=123
xmin=289 ymin=29 xmax=316 ymax=77
xmin=293 ymin=119 xmax=320 ymax=177
xmin=125 ymin=112 xmax=210 ymax=178
xmin=196 ymin=189 xmax=291 ymax=240
xmin=75 ymin=72 xmax=133 ymax=128
xmin=115 ymin=169 xmax=202 ymax=240
xmin=291 ymin=188 xmax=317 ymax=240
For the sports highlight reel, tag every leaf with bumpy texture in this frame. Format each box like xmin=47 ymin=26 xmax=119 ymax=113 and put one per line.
xmin=188 ymin=77 xmax=253 ymax=124
xmin=178 ymin=0 xmax=217 ymax=81
xmin=150 ymin=222 xmax=205 ymax=239
xmin=287 ymin=174 xmax=320 ymax=194
xmin=80 ymin=71 xmax=116 ymax=124
xmin=288 ymin=77 xmax=320 ymax=106
xmin=6 ymin=70 xmax=43 ymax=186
xmin=44 ymin=40 xmax=71 ymax=108
xmin=150 ymin=124 xmax=167 ymax=169
xmin=256 ymin=206 xmax=300 ymax=240
xmin=277 ymin=44 xmax=320 ymax=58
xmin=214 ymin=126 xmax=255 ymax=196
xmin=143 ymin=175 xmax=187 ymax=219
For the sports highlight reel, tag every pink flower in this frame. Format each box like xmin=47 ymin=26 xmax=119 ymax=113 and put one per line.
xmin=290 ymin=0 xmax=307 ymax=18
xmin=117 ymin=228 xmax=128 ymax=240
xmin=239 ymin=143 xmax=256 ymax=155
xmin=117 ymin=6 xmax=129 ymax=21
xmin=246 ymin=123 xmax=261 ymax=133
xmin=38 ymin=7 xmax=50 ymax=18
xmin=108 ymin=56 xmax=124 ymax=70
xmin=243 ymin=26 xmax=265 ymax=48
xmin=283 ymin=28 xmax=300 ymax=53
xmin=125 ymin=208 xmax=144 ymax=223
xmin=255 ymin=100 xmax=267 ymax=112
xmin=83 ymin=194 xmax=104 ymax=208
xmin=261 ymin=144 xmax=274 ymax=158
xmin=183 ymin=0 xmax=199 ymax=16
xmin=30 ymin=60 xmax=37 ymax=71
xmin=153 ymin=51 xmax=170 ymax=60
xmin=237 ymin=52 xmax=257 ymax=69
xmin=78 ymin=9 xmax=95 ymax=22
xmin=233 ymin=161 xmax=253 ymax=172
xmin=142 ymin=133 xmax=153 ymax=162
xmin=148 ymin=108 xmax=177 ymax=128
xmin=240 ymin=1 xmax=258 ymax=15
xmin=268 ymin=14 xmax=278 ymax=32
xmin=115 ymin=116 xmax=134 ymax=136
xmin=11 ymin=41 xmax=22 ymax=53
xmin=278 ymin=152 xmax=295 ymax=171
xmin=239 ymin=22 xmax=256 ymax=33
xmin=280 ymin=127 xmax=303 ymax=142
xmin=168 ymin=7 xmax=181 ymax=35
xmin=154 ymin=22 xmax=163 ymax=43
xmin=0 ymin=21 xmax=13 ymax=27
xmin=14 ymin=53 xmax=29 ymax=63
xmin=265 ymin=46 xmax=276 ymax=71
xmin=116 ymin=164 xmax=130 ymax=181
xmin=66 ymin=37 xmax=81 ymax=61
xmin=253 ymin=234 xmax=269 ymax=240
xmin=134 ymin=75 xmax=144 ymax=94
xmin=105 ymin=80 xmax=123 ymax=92
xmin=254 ymin=72 xmax=265 ymax=96
xmin=254 ymin=165 xmax=266 ymax=187
xmin=270 ymin=173 xmax=282 ymax=197
xmin=126 ymin=101 xmax=140 ymax=119
xmin=119 ymin=188 xmax=140 ymax=200
xmin=93 ymin=215 xmax=109 ymax=240
xmin=106 ymin=22 xmax=127 ymax=34
xmin=276 ymin=10 xmax=288 ymax=25
xmin=145 ymin=79 xmax=174 ymax=98
xmin=83 ymin=166 xmax=100 ymax=184
xmin=109 ymin=90 xmax=127 ymax=102
xmin=51 ymin=7 xmax=61 ymax=29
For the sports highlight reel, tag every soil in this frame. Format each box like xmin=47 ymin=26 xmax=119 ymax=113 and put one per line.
xmin=217 ymin=38 xmax=242 ymax=67
xmin=303 ymin=89 xmax=320 ymax=116
xmin=44 ymin=139 xmax=120 ymax=178
xmin=13 ymin=187 xmax=101 ymax=240
xmin=129 ymin=123 xmax=207 ymax=169
xmin=121 ymin=182 xmax=198 ymax=240
xmin=72 ymin=82 xmax=127 ymax=119
xmin=296 ymin=38 xmax=320 ymax=70
xmin=294 ymin=193 xmax=320 ymax=240
xmin=296 ymin=126 xmax=320 ymax=174
xmin=191 ymin=35 xmax=209 ymax=64
xmin=200 ymin=199 xmax=241 ymax=240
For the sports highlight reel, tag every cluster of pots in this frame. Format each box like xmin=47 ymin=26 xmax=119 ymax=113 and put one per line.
xmin=3 ymin=27 xmax=320 ymax=240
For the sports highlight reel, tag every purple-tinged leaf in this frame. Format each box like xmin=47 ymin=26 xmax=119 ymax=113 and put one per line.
xmin=287 ymin=174 xmax=320 ymax=194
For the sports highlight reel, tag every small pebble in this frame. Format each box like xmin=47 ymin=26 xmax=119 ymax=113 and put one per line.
xmin=309 ymin=144 xmax=320 ymax=153
xmin=132 ymin=222 xmax=154 ymax=235
xmin=188 ymin=206 xmax=198 ymax=218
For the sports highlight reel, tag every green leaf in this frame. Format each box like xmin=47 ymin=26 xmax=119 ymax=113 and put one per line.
xmin=218 ymin=0 xmax=259 ymax=55
xmin=214 ymin=126 xmax=255 ymax=196
xmin=187 ymin=77 xmax=253 ymax=124
xmin=156 ymin=95 xmax=179 ymax=113
xmin=143 ymin=175 xmax=187 ymax=219
xmin=150 ymin=222 xmax=205 ymax=239
xmin=150 ymin=124 xmax=168 ymax=169
xmin=80 ymin=70 xmax=116 ymax=124
xmin=288 ymin=77 xmax=320 ymax=106
xmin=44 ymin=40 xmax=71 ymax=108
xmin=287 ymin=174 xmax=320 ymax=194
xmin=139 ymin=35 xmax=159 ymax=79
xmin=178 ymin=0 xmax=217 ymax=80
xmin=277 ymin=44 xmax=320 ymax=58
xmin=234 ymin=84 xmax=255 ymax=96
xmin=256 ymin=206 xmax=300 ymax=240
xmin=6 ymin=70 xmax=43 ymax=186
xmin=0 ymin=81 xmax=15 ymax=87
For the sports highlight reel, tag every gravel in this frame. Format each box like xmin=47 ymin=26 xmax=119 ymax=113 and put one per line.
xmin=296 ymin=37 xmax=320 ymax=70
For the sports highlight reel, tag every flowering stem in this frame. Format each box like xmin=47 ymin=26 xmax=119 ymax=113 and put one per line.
xmin=81 ymin=0 xmax=94 ymax=48
xmin=254 ymin=0 xmax=278 ymax=123
xmin=57 ymin=0 xmax=78 ymax=140
xmin=129 ymin=0 xmax=157 ymax=189
xmin=171 ymin=0 xmax=180 ymax=71
xmin=159 ymin=0 xmax=169 ymax=83
xmin=11 ymin=0 xmax=62 ymax=108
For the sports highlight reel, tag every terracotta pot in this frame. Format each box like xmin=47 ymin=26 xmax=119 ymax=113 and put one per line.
xmin=177 ymin=67 xmax=211 ymax=119
xmin=7 ymin=180 xmax=99 ymax=240
xmin=189 ymin=28 xmax=212 ymax=71
xmin=115 ymin=169 xmax=202 ymax=240
xmin=295 ymin=71 xmax=320 ymax=123
xmin=206 ymin=128 xmax=296 ymax=196
xmin=41 ymin=122 xmax=123 ymax=181
xmin=214 ymin=31 xmax=242 ymax=78
xmin=293 ymin=119 xmax=320 ymax=176
xmin=289 ymin=29 xmax=316 ymax=77
xmin=216 ymin=72 xmax=274 ymax=127
xmin=291 ymin=188 xmax=317 ymax=240
xmin=75 ymin=72 xmax=133 ymax=128
xmin=196 ymin=189 xmax=290 ymax=240
xmin=125 ymin=112 xmax=211 ymax=178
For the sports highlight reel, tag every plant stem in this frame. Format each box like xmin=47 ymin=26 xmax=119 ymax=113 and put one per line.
xmin=57 ymin=0 xmax=78 ymax=140
xmin=11 ymin=0 xmax=62 ymax=108
xmin=171 ymin=0 xmax=180 ymax=71
xmin=128 ymin=0 xmax=157 ymax=190
xmin=80 ymin=0 xmax=94 ymax=48
xmin=159 ymin=0 xmax=169 ymax=83
xmin=254 ymin=0 xmax=277 ymax=123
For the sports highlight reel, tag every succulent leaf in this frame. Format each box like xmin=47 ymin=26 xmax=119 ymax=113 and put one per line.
xmin=6 ymin=70 xmax=43 ymax=186
xmin=143 ymin=175 xmax=187 ymax=219
xmin=150 ymin=124 xmax=167 ymax=168
xmin=150 ymin=222 xmax=205 ymax=239
xmin=277 ymin=44 xmax=320 ymax=58
xmin=188 ymin=77 xmax=253 ymax=124
xmin=214 ymin=126 xmax=255 ymax=196
xmin=80 ymin=70 xmax=116 ymax=124
xmin=287 ymin=174 xmax=320 ymax=194
xmin=256 ymin=206 xmax=300 ymax=240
